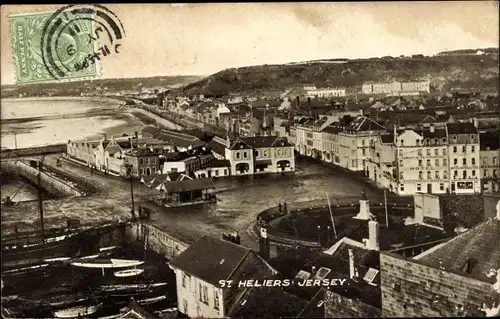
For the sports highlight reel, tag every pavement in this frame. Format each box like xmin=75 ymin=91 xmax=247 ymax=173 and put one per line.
xmin=2 ymin=154 xmax=389 ymax=252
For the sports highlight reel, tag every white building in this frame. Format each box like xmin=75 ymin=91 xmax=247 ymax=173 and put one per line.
xmin=305 ymin=87 xmax=346 ymax=98
xmin=446 ymin=122 xmax=481 ymax=194
xmin=224 ymin=136 xmax=295 ymax=176
xmin=194 ymin=159 xmax=231 ymax=179
xmin=362 ymin=81 xmax=430 ymax=95
xmin=168 ymin=235 xmax=277 ymax=318
xmin=479 ymin=131 xmax=500 ymax=193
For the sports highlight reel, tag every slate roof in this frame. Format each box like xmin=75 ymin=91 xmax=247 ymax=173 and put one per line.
xmin=345 ymin=116 xmax=385 ymax=132
xmin=228 ymin=286 xmax=309 ymax=319
xmin=206 ymin=159 xmax=230 ymax=168
xmin=413 ymin=127 xmax=448 ymax=139
xmin=384 ymin=113 xmax=437 ymax=128
xmin=228 ymin=136 xmax=292 ymax=150
xmin=125 ymin=148 xmax=162 ymax=157
xmin=169 ymin=235 xmax=270 ymax=286
xmin=380 ymin=133 xmax=394 ymax=144
xmin=207 ymin=140 xmax=226 ymax=155
xmin=446 ymin=122 xmax=478 ymax=135
xmin=480 ymin=131 xmax=500 ymax=150
xmin=155 ymin=130 xmax=202 ymax=148
xmin=321 ymin=123 xmax=343 ymax=134
xmin=414 ymin=217 xmax=500 ymax=282
xmin=156 ymin=178 xmax=215 ymax=193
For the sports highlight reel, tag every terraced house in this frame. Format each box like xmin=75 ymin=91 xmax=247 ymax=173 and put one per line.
xmin=225 ymin=136 xmax=295 ymax=176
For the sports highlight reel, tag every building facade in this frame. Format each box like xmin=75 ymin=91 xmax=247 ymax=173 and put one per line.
xmin=225 ymin=136 xmax=295 ymax=176
xmin=362 ymin=81 xmax=431 ymax=95
xmin=304 ymin=87 xmax=346 ymax=98
xmin=124 ymin=148 xmax=162 ymax=177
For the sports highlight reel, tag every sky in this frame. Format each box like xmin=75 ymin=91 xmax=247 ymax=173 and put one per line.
xmin=1 ymin=2 xmax=498 ymax=85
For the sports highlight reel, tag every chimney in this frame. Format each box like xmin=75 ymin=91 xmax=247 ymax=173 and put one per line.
xmin=128 ymin=137 xmax=133 ymax=149
xmin=103 ymin=133 xmax=107 ymax=140
xmin=430 ymin=124 xmax=435 ymax=133
xmin=295 ymin=96 xmax=300 ymax=109
xmin=259 ymin=226 xmax=270 ymax=260
xmin=473 ymin=117 xmax=479 ymax=128
xmin=348 ymin=249 xmax=358 ymax=279
xmin=135 ymin=131 xmax=139 ymax=139
xmin=226 ymin=135 xmax=231 ymax=148
xmin=367 ymin=220 xmax=380 ymax=250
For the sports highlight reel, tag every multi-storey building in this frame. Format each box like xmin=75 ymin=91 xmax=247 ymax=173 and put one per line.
xmin=367 ymin=133 xmax=396 ymax=190
xmin=294 ymin=116 xmax=336 ymax=158
xmin=446 ymin=122 xmax=481 ymax=194
xmin=479 ymin=131 xmax=500 ymax=193
xmin=124 ymin=147 xmax=162 ymax=177
xmin=338 ymin=116 xmax=386 ymax=172
xmin=224 ymin=136 xmax=295 ymax=176
xmin=362 ymin=81 xmax=430 ymax=95
xmin=393 ymin=124 xmax=449 ymax=195
xmin=304 ymin=86 xmax=346 ymax=98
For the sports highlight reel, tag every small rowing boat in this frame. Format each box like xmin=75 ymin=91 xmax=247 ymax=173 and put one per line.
xmin=53 ymin=303 xmax=101 ymax=318
xmin=100 ymin=282 xmax=167 ymax=292
xmin=138 ymin=295 xmax=167 ymax=305
xmin=45 ymin=257 xmax=71 ymax=263
xmin=114 ymin=268 xmax=144 ymax=278
xmin=99 ymin=246 xmax=117 ymax=252
xmin=71 ymin=258 xmax=144 ymax=269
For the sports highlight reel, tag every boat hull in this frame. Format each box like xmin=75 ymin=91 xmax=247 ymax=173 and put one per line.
xmin=114 ymin=269 xmax=144 ymax=277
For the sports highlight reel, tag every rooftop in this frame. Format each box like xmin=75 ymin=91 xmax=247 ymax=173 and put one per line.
xmin=229 ymin=136 xmax=292 ymax=150
xmin=414 ymin=216 xmax=500 ymax=282
xmin=446 ymin=122 xmax=478 ymax=135
xmin=169 ymin=235 xmax=275 ymax=286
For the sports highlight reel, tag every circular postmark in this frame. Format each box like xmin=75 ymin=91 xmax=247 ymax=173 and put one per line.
xmin=40 ymin=4 xmax=126 ymax=80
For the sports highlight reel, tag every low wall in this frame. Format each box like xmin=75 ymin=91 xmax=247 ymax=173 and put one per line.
xmin=127 ymin=222 xmax=191 ymax=260
xmin=1 ymin=144 xmax=66 ymax=159
xmin=1 ymin=161 xmax=84 ymax=197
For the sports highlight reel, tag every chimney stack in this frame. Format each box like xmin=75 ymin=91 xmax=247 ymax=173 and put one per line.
xmin=295 ymin=96 xmax=300 ymax=109
xmin=367 ymin=220 xmax=380 ymax=250
xmin=259 ymin=226 xmax=270 ymax=260
xmin=348 ymin=249 xmax=358 ymax=279
xmin=135 ymin=131 xmax=139 ymax=139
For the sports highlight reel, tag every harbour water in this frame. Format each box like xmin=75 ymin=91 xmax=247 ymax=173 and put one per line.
xmin=0 ymin=97 xmax=145 ymax=149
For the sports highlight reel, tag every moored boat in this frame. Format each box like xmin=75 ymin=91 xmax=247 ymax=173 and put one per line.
xmin=53 ymin=303 xmax=101 ymax=318
xmin=138 ymin=295 xmax=167 ymax=305
xmin=71 ymin=258 xmax=144 ymax=269
xmin=113 ymin=268 xmax=144 ymax=278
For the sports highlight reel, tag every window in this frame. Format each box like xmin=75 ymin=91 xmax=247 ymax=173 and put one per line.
xmin=435 ymin=171 xmax=440 ymax=179
xmin=485 ymin=170 xmax=489 ymax=177
xmin=400 ymin=185 xmax=404 ymax=192
xmin=182 ymin=273 xmax=188 ymax=288
xmin=463 ymin=158 xmax=467 ymax=166
xmin=236 ymin=152 xmax=240 ymax=159
xmin=453 ymin=146 xmax=457 ymax=153
xmin=214 ymin=290 xmax=220 ymax=310
xmin=419 ymin=171 xmax=423 ymax=179
xmin=434 ymin=149 xmax=439 ymax=156
xmin=426 ymin=149 xmax=430 ymax=156
xmin=224 ymin=169 xmax=228 ymax=176
xmin=418 ymin=149 xmax=422 ymax=156
xmin=418 ymin=159 xmax=423 ymax=167
xmin=263 ymin=150 xmax=268 ymax=157
xmin=494 ymin=157 xmax=498 ymax=165
xmin=243 ymin=152 xmax=248 ymax=159
xmin=472 ymin=158 xmax=476 ymax=165
xmin=483 ymin=157 xmax=488 ymax=165
xmin=444 ymin=171 xmax=448 ymax=179
xmin=470 ymin=134 xmax=475 ymax=139
xmin=462 ymin=170 xmax=467 ymax=179
xmin=362 ymin=140 xmax=365 ymax=146
xmin=417 ymin=184 xmax=421 ymax=191
xmin=494 ymin=169 xmax=498 ymax=177
xmin=147 ymin=158 xmax=150 ymax=164
xmin=453 ymin=134 xmax=457 ymax=140
xmin=443 ymin=159 xmax=447 ymax=166
xmin=435 ymin=159 xmax=439 ymax=167
xmin=140 ymin=158 xmax=144 ymax=165
xmin=140 ymin=167 xmax=144 ymax=175
xmin=400 ymin=140 xmax=404 ymax=146
xmin=454 ymin=170 xmax=458 ymax=177
xmin=427 ymin=159 xmax=431 ymax=167
xmin=454 ymin=158 xmax=458 ymax=165
xmin=443 ymin=148 xmax=447 ymax=155
xmin=440 ymin=183 xmax=444 ymax=191
xmin=362 ymin=148 xmax=366 ymax=156
xmin=215 ymin=170 xmax=219 ymax=176
xmin=471 ymin=146 xmax=475 ymax=152
xmin=427 ymin=171 xmax=432 ymax=179
xmin=399 ymin=172 xmax=404 ymax=180
xmin=171 ymin=167 xmax=178 ymax=172
xmin=256 ymin=150 xmax=260 ymax=157
xmin=462 ymin=146 xmax=466 ymax=153
xmin=199 ymin=284 xmax=209 ymax=304
xmin=399 ymin=160 xmax=404 ymax=167
xmin=472 ymin=170 xmax=476 ymax=177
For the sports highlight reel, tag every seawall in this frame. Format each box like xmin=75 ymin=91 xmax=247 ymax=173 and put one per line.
xmin=127 ymin=222 xmax=191 ymax=260
xmin=131 ymin=107 xmax=184 ymax=131
xmin=1 ymin=144 xmax=66 ymax=159
xmin=1 ymin=161 xmax=85 ymax=198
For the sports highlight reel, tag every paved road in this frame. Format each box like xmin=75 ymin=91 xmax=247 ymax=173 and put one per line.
xmin=3 ymin=154 xmax=385 ymax=251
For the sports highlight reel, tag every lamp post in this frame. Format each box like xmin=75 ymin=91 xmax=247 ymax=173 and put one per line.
xmin=125 ymin=164 xmax=135 ymax=220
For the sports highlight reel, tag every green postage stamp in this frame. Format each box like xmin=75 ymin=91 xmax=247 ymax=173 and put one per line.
xmin=9 ymin=11 xmax=99 ymax=84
